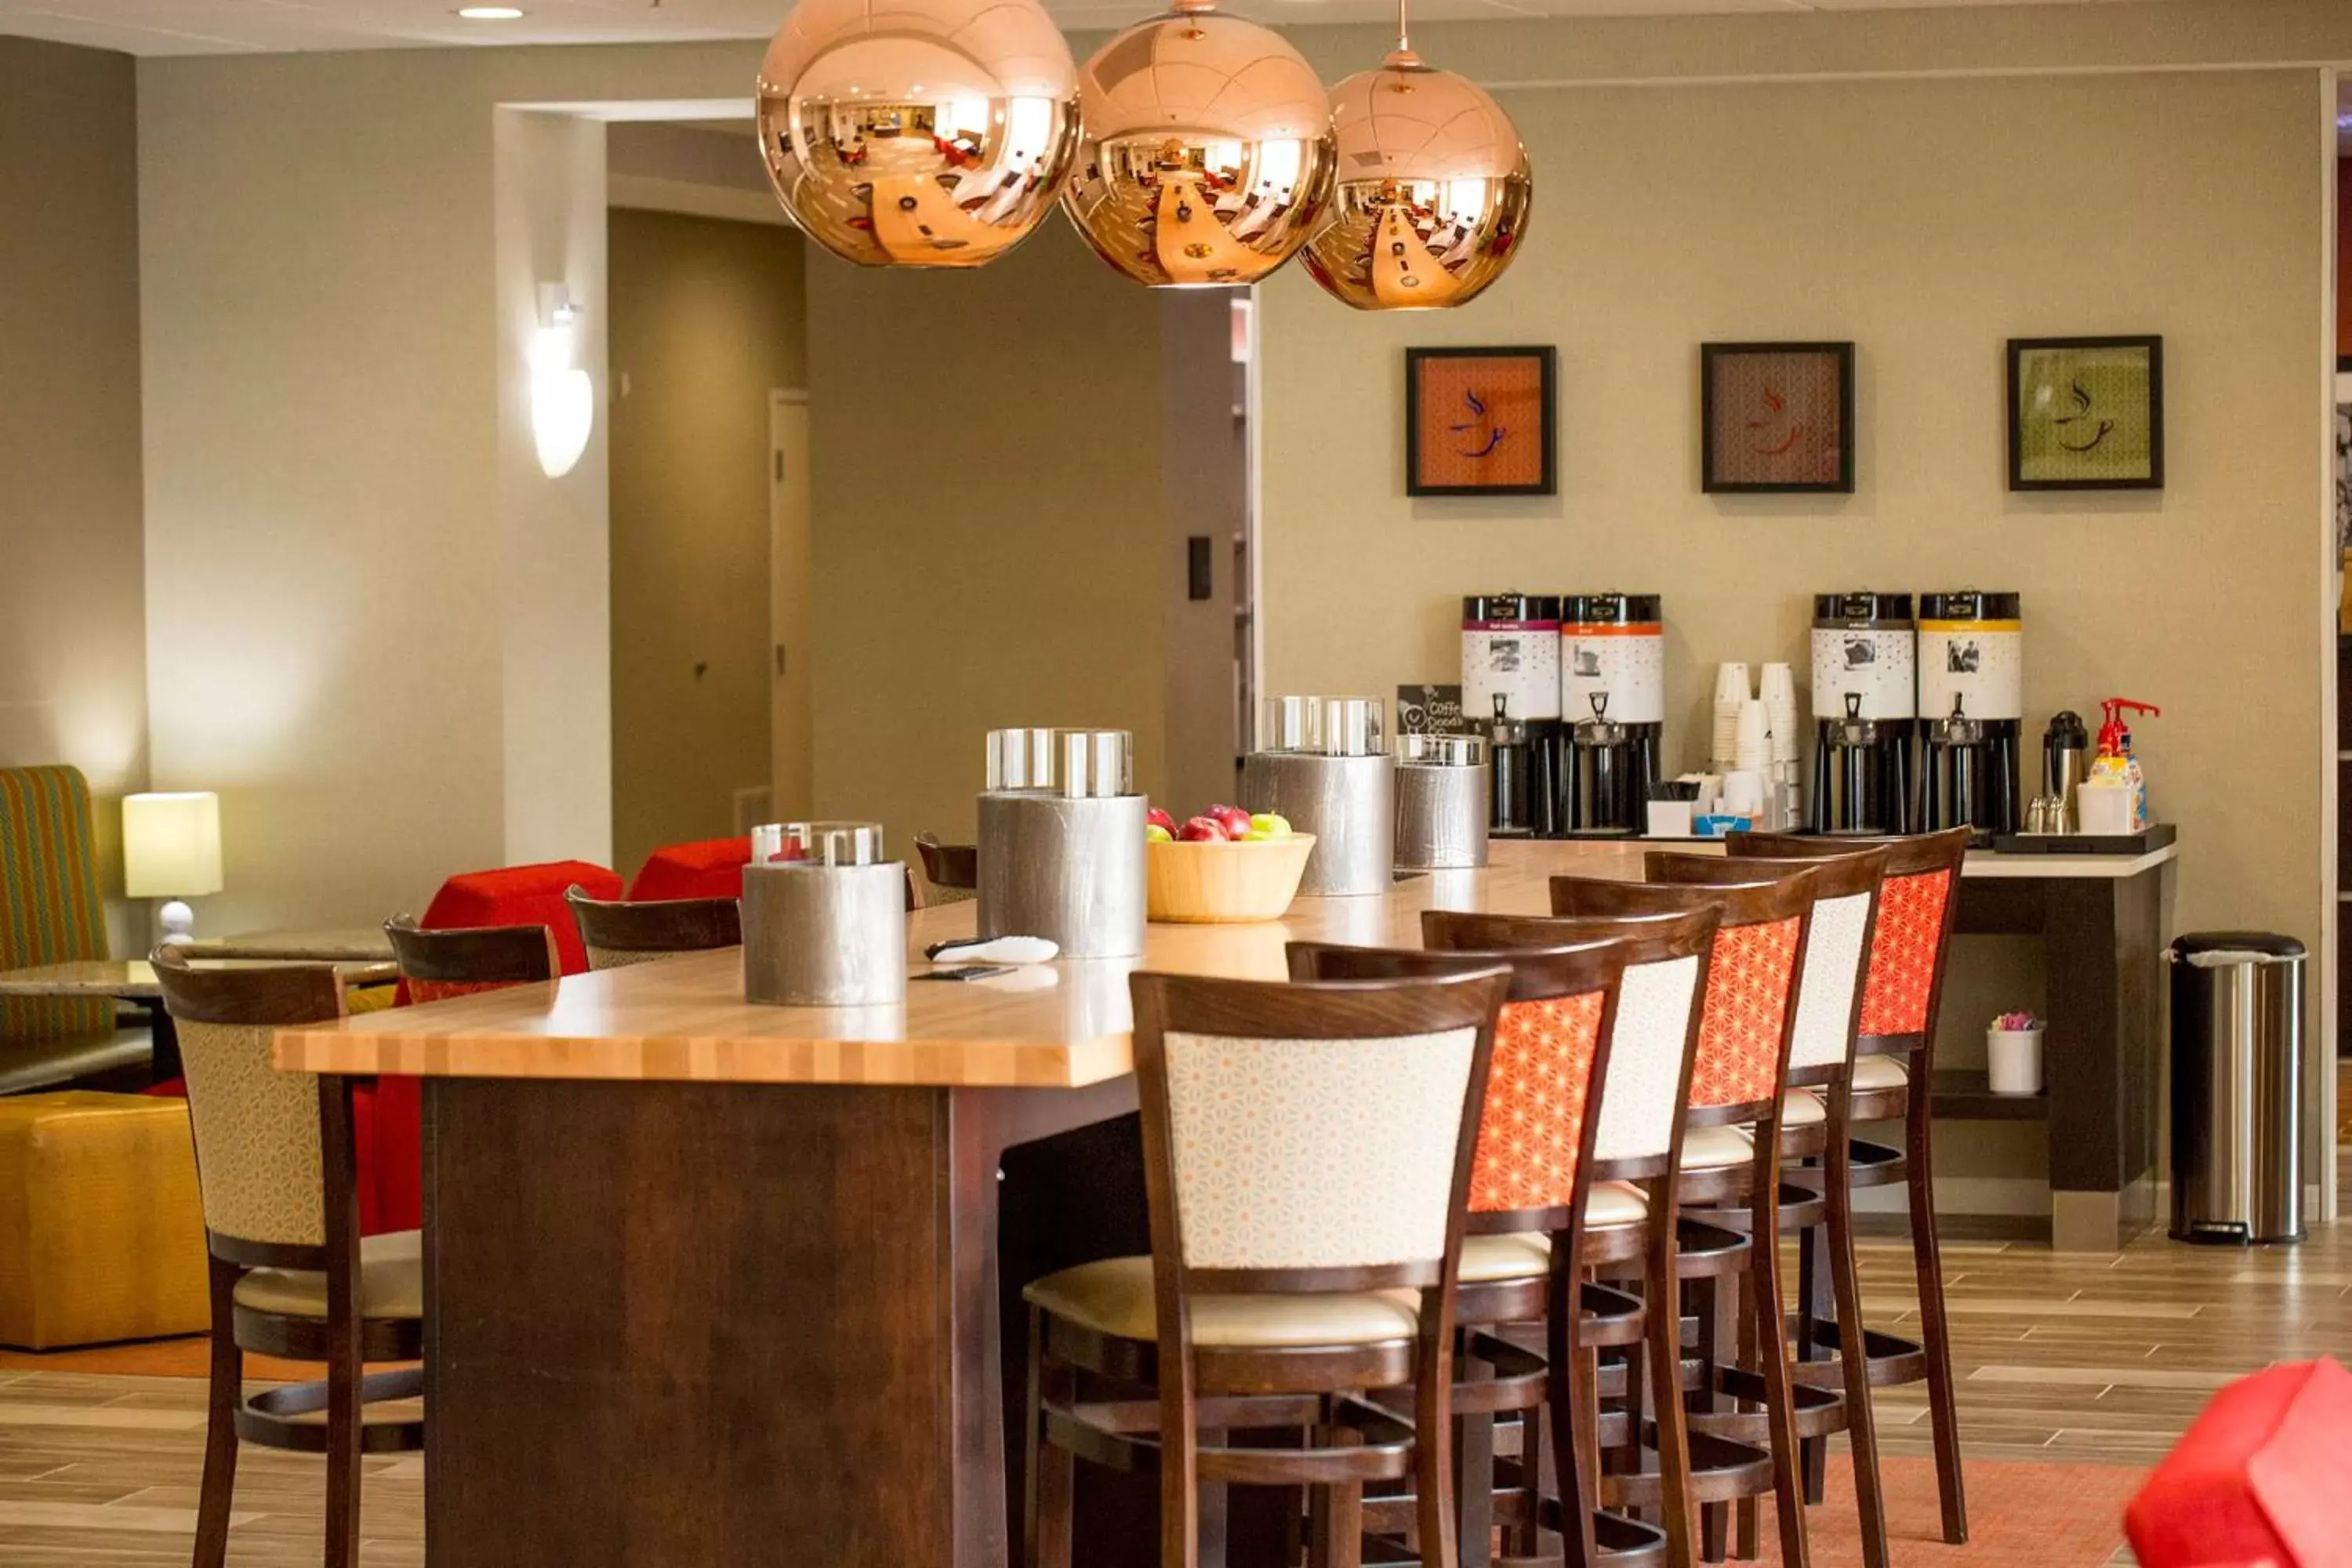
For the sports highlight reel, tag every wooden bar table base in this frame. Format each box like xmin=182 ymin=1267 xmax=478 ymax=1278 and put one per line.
xmin=422 ymin=1075 xmax=1147 ymax=1568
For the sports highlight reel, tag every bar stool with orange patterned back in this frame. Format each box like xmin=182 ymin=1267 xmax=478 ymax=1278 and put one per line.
xmin=1648 ymin=848 xmax=1893 ymax=1568
xmin=1727 ymin=827 xmax=1973 ymax=1548
xmin=1421 ymin=906 xmax=1758 ymax=1568
xmin=1548 ymin=869 xmax=1823 ymax=1568
xmin=1287 ymin=935 xmax=1641 ymax=1568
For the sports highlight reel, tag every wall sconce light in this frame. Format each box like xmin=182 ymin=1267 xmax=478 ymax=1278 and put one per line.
xmin=531 ymin=281 xmax=593 ymax=478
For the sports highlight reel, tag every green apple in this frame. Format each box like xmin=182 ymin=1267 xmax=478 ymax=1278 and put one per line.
xmin=1245 ymin=812 xmax=1292 ymax=841
xmin=1145 ymin=823 xmax=1174 ymax=843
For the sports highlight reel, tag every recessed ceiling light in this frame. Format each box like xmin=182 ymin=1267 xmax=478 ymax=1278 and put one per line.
xmin=456 ymin=5 xmax=526 ymax=18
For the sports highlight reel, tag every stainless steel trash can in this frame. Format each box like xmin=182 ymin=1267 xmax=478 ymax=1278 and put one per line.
xmin=2166 ymin=932 xmax=2306 ymax=1245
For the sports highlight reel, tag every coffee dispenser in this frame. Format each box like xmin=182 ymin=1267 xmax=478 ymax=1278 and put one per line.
xmin=1462 ymin=596 xmax=1563 ymax=837
xmin=1809 ymin=591 xmax=1916 ymax=834
xmin=1559 ymin=593 xmax=1664 ymax=835
xmin=1916 ymin=590 xmax=2023 ymax=839
xmin=1485 ymin=697 xmax=1536 ymax=838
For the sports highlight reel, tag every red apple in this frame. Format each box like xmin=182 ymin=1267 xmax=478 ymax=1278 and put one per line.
xmin=1176 ymin=815 xmax=1229 ymax=843
xmin=1206 ymin=804 xmax=1254 ymax=840
xmin=1145 ymin=806 xmax=1178 ymax=835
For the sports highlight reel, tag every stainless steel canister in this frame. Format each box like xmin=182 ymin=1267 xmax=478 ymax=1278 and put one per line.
xmin=741 ymin=822 xmax=906 ymax=1007
xmin=976 ymin=728 xmax=1146 ymax=959
xmin=1243 ymin=696 xmax=1395 ymax=897
xmin=1394 ymin=733 xmax=1490 ymax=870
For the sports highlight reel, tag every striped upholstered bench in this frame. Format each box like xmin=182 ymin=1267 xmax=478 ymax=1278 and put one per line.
xmin=0 ymin=765 xmax=151 ymax=1093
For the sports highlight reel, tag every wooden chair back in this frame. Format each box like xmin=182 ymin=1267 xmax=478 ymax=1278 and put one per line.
xmin=1728 ymin=829 xmax=1970 ymax=1051
xmin=564 ymin=886 xmax=740 ymax=971
xmin=383 ymin=915 xmax=559 ymax=1003
xmin=1424 ymin=907 xmax=1719 ymax=1178
xmin=151 ymin=949 xmax=353 ymax=1270
xmin=1648 ymin=848 xmax=1889 ymax=1085
xmin=1550 ymin=870 xmax=1817 ymax=1126
xmin=1129 ymin=967 xmax=1505 ymax=1298
xmin=1285 ymin=938 xmax=1628 ymax=1235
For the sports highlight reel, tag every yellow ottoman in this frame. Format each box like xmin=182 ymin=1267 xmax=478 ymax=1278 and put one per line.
xmin=0 ymin=1092 xmax=211 ymax=1349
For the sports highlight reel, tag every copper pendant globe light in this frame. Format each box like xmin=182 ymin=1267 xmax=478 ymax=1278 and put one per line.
xmin=1301 ymin=0 xmax=1530 ymax=310
xmin=1062 ymin=0 xmax=1337 ymax=288
xmin=757 ymin=0 xmax=1081 ymax=267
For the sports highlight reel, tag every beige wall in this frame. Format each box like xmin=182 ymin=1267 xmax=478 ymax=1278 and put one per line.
xmin=803 ymin=223 xmax=1179 ymax=848
xmin=0 ymin=38 xmax=147 ymax=952
xmin=1263 ymin=65 xmax=2328 ymax=944
xmin=1159 ymin=290 xmax=1249 ymax=819
xmin=136 ymin=47 xmax=749 ymax=929
xmin=608 ymin=207 xmax=807 ymax=874
xmin=127 ymin=2 xmax=2351 ymax=931
xmin=494 ymin=108 xmax=612 ymax=871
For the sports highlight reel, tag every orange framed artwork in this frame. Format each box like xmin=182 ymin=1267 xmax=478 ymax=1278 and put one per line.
xmin=1406 ymin=346 xmax=1557 ymax=496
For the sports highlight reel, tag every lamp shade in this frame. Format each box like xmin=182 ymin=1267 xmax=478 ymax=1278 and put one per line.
xmin=123 ymin=793 xmax=223 ymax=898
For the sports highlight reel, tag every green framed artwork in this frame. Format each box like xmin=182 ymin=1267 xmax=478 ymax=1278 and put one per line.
xmin=2007 ymin=335 xmax=2164 ymax=491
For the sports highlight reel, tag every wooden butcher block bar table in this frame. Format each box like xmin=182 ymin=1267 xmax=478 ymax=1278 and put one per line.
xmin=272 ymin=838 xmax=2172 ymax=1568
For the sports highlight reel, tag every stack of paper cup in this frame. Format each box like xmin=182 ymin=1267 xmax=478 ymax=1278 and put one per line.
xmin=1712 ymin=663 xmax=1752 ymax=769
xmin=1734 ymin=699 xmax=1771 ymax=772
xmin=1759 ymin=663 xmax=1799 ymax=763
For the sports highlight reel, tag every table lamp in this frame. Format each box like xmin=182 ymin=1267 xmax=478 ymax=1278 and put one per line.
xmin=124 ymin=791 xmax=223 ymax=942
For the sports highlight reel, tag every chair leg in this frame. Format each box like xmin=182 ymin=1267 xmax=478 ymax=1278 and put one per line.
xmin=1550 ymin=1245 xmax=1599 ymax=1568
xmin=1906 ymin=1097 xmax=1969 ymax=1544
xmin=323 ymin=1299 xmax=362 ymax=1568
xmin=1457 ymin=1339 xmax=1494 ymax=1568
xmin=1643 ymin=1189 xmax=1697 ymax=1568
xmin=1749 ymin=1173 xmax=1809 ymax=1568
xmin=193 ymin=1254 xmax=241 ymax=1568
xmin=1826 ymin=1124 xmax=1889 ymax=1568
xmin=1697 ymin=1270 xmax=1732 ymax=1565
xmin=1309 ymin=1416 xmax=1366 ymax=1568
xmin=1795 ymin=1211 xmax=1831 ymax=1507
xmin=1516 ymin=1405 xmax=1546 ymax=1561
xmin=1022 ymin=1307 xmax=1074 ymax=1568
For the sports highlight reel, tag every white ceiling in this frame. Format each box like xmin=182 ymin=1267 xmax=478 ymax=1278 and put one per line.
xmin=0 ymin=0 xmax=2159 ymax=59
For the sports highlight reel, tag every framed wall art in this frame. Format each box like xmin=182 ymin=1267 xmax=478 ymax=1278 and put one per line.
xmin=2007 ymin=335 xmax=2165 ymax=491
xmin=1700 ymin=341 xmax=1855 ymax=495
xmin=1405 ymin=346 xmax=1557 ymax=496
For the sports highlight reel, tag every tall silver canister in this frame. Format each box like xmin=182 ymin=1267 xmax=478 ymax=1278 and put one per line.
xmin=1394 ymin=733 xmax=1490 ymax=871
xmin=976 ymin=728 xmax=1146 ymax=959
xmin=742 ymin=822 xmax=907 ymax=1007
xmin=1243 ymin=696 xmax=1395 ymax=896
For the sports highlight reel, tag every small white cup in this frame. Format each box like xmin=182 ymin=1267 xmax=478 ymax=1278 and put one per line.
xmin=1987 ymin=1026 xmax=2044 ymax=1096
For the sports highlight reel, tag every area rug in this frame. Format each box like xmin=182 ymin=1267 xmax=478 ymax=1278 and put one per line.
xmin=1758 ymin=1454 xmax=2147 ymax=1566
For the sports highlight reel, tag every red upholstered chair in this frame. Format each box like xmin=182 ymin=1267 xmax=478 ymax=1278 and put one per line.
xmin=359 ymin=863 xmax=610 ymax=1234
xmin=419 ymin=859 xmax=617 ymax=975
xmin=626 ymin=838 xmax=752 ymax=903
xmin=2126 ymin=1359 xmax=2352 ymax=1568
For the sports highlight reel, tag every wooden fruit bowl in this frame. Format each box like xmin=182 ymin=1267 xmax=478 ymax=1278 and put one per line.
xmin=1146 ymin=835 xmax=1317 ymax=924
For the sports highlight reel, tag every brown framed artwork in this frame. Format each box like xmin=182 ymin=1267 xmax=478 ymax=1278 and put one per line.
xmin=1700 ymin=341 xmax=1855 ymax=494
xmin=1406 ymin=346 xmax=1556 ymax=496
xmin=2007 ymin=335 xmax=2165 ymax=491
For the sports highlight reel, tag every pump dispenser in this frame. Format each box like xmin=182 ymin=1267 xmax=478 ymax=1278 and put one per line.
xmin=2081 ymin=698 xmax=2160 ymax=833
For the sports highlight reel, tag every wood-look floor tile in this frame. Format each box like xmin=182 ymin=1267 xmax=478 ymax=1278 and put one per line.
xmin=0 ymin=1500 xmax=260 ymax=1532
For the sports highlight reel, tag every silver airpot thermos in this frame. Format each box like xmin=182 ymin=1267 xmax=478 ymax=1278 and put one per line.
xmin=1393 ymin=733 xmax=1490 ymax=871
xmin=741 ymin=822 xmax=906 ymax=1007
xmin=975 ymin=728 xmax=1146 ymax=960
xmin=1243 ymin=696 xmax=1396 ymax=896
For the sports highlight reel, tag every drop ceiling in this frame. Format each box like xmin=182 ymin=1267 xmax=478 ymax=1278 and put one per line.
xmin=0 ymin=0 xmax=2158 ymax=58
